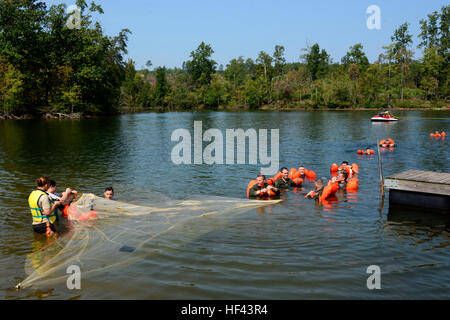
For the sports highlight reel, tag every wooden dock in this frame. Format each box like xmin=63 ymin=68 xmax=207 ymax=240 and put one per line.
xmin=385 ymin=170 xmax=450 ymax=212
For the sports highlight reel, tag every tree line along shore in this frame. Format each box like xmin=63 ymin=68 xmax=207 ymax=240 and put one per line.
xmin=0 ymin=1 xmax=448 ymax=119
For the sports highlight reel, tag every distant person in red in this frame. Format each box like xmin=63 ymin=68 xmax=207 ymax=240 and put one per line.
xmin=357 ymin=148 xmax=374 ymax=155
xmin=379 ymin=139 xmax=395 ymax=148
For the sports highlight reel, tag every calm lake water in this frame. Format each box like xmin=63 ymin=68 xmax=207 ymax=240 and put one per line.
xmin=0 ymin=110 xmax=449 ymax=299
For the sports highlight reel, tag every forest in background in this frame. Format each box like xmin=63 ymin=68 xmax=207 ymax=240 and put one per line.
xmin=0 ymin=1 xmax=449 ymax=117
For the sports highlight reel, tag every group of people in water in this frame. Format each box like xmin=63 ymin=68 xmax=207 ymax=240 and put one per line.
xmin=356 ymin=138 xmax=396 ymax=155
xmin=248 ymin=161 xmax=359 ymax=202
xmin=430 ymin=131 xmax=446 ymax=138
xmin=28 ymin=176 xmax=115 ymax=235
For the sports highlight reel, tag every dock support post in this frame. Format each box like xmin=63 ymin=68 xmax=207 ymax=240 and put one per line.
xmin=377 ymin=139 xmax=385 ymax=198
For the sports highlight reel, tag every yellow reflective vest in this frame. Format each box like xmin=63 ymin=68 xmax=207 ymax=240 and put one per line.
xmin=28 ymin=190 xmax=57 ymax=224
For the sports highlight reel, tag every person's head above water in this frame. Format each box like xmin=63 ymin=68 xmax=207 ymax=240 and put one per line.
xmin=256 ymin=174 xmax=266 ymax=187
xmin=314 ymin=179 xmax=324 ymax=190
xmin=341 ymin=161 xmax=349 ymax=166
xmin=36 ymin=176 xmax=50 ymax=191
xmin=48 ymin=179 xmax=57 ymax=194
xmin=280 ymin=167 xmax=289 ymax=180
xmin=298 ymin=166 xmax=305 ymax=175
xmin=338 ymin=170 xmax=348 ymax=181
xmin=104 ymin=187 xmax=114 ymax=200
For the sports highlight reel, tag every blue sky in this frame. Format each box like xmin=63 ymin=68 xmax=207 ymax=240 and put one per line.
xmin=43 ymin=0 xmax=448 ymax=69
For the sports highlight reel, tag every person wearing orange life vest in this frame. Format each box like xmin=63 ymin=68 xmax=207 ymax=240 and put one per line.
xmin=297 ymin=166 xmax=306 ymax=179
xmin=379 ymin=138 xmax=395 ymax=148
xmin=248 ymin=174 xmax=279 ymax=197
xmin=305 ymin=179 xmax=324 ymax=199
xmin=338 ymin=161 xmax=353 ymax=178
xmin=274 ymin=167 xmax=296 ymax=190
xmin=357 ymin=147 xmax=375 ymax=155
xmin=336 ymin=170 xmax=348 ymax=189
xmin=28 ymin=177 xmax=63 ymax=235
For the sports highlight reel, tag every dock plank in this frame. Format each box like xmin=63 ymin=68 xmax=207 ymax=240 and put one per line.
xmin=386 ymin=170 xmax=450 ymax=211
xmin=387 ymin=170 xmax=450 ymax=185
xmin=385 ymin=170 xmax=450 ymax=196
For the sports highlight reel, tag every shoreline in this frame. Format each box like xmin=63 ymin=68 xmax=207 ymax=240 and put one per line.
xmin=1 ymin=106 xmax=449 ymax=120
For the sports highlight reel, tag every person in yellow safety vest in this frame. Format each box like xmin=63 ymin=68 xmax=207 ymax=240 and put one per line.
xmin=28 ymin=176 xmax=62 ymax=235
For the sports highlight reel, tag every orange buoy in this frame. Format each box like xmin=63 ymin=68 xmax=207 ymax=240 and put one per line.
xmin=351 ymin=163 xmax=359 ymax=174
xmin=430 ymin=133 xmax=435 ymax=137
xmin=79 ymin=210 xmax=99 ymax=221
xmin=306 ymin=170 xmax=316 ymax=179
xmin=88 ymin=210 xmax=98 ymax=219
xmin=370 ymin=150 xmax=375 ymax=155
xmin=62 ymin=205 xmax=70 ymax=218
xmin=273 ymin=172 xmax=282 ymax=181
xmin=289 ymin=168 xmax=298 ymax=180
xmin=442 ymin=132 xmax=446 ymax=137
xmin=266 ymin=178 xmax=275 ymax=185
xmin=330 ymin=163 xmax=339 ymax=172
xmin=346 ymin=178 xmax=359 ymax=191
xmin=357 ymin=150 xmax=364 ymax=155
xmin=293 ymin=178 xmax=303 ymax=186
xmin=320 ymin=183 xmax=339 ymax=201
xmin=379 ymin=139 xmax=386 ymax=146
xmin=435 ymin=133 xmax=441 ymax=137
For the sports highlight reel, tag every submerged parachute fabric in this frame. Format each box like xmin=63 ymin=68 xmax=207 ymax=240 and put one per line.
xmin=18 ymin=194 xmax=281 ymax=289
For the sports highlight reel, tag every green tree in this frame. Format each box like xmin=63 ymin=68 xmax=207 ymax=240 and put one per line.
xmin=419 ymin=11 xmax=440 ymax=49
xmin=255 ymin=51 xmax=274 ymax=81
xmin=0 ymin=60 xmax=24 ymax=114
xmin=153 ymin=66 xmax=170 ymax=106
xmin=205 ymin=74 xmax=228 ymax=108
xmin=418 ymin=5 xmax=450 ymax=98
xmin=341 ymin=43 xmax=369 ymax=68
xmin=348 ymin=63 xmax=361 ymax=106
xmin=0 ymin=0 xmax=130 ymax=115
xmin=185 ymin=42 xmax=217 ymax=86
xmin=224 ymin=56 xmax=247 ymax=86
xmin=391 ymin=22 xmax=413 ymax=59
xmin=245 ymin=58 xmax=256 ymax=79
xmin=301 ymin=43 xmax=330 ymax=80
xmin=273 ymin=45 xmax=286 ymax=77
xmin=389 ymin=23 xmax=414 ymax=100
